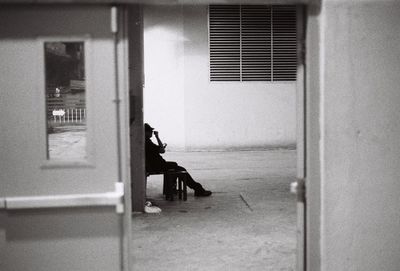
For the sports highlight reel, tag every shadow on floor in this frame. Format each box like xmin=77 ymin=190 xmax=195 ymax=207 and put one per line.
xmin=132 ymin=149 xmax=297 ymax=271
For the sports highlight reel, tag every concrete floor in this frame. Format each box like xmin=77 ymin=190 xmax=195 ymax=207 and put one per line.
xmin=132 ymin=149 xmax=297 ymax=271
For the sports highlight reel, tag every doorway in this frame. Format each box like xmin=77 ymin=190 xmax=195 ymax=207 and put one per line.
xmin=129 ymin=3 xmax=306 ymax=270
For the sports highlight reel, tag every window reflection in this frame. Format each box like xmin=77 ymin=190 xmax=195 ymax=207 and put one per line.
xmin=45 ymin=42 xmax=87 ymax=160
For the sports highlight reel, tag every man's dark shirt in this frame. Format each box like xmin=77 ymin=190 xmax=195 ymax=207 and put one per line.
xmin=145 ymin=138 xmax=166 ymax=172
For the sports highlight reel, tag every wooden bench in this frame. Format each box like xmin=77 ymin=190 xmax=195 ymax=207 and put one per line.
xmin=146 ymin=170 xmax=188 ymax=201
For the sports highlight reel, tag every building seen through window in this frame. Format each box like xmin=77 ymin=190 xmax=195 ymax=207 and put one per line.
xmin=45 ymin=42 xmax=87 ymax=160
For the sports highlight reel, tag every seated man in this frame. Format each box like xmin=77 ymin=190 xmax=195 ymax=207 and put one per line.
xmin=145 ymin=123 xmax=212 ymax=197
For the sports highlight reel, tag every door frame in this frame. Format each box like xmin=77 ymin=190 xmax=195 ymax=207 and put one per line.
xmin=296 ymin=5 xmax=306 ymax=271
xmin=304 ymin=3 xmax=322 ymax=271
xmin=116 ymin=6 xmax=134 ymax=271
xmin=127 ymin=2 xmax=321 ymax=271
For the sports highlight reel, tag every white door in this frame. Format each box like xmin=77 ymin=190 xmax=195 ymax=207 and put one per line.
xmin=0 ymin=5 xmax=131 ymax=271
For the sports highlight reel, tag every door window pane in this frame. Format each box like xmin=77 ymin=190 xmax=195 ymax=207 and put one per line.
xmin=45 ymin=42 xmax=87 ymax=160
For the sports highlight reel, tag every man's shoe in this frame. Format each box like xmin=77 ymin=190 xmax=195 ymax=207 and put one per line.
xmin=144 ymin=201 xmax=162 ymax=214
xmin=194 ymin=190 xmax=212 ymax=197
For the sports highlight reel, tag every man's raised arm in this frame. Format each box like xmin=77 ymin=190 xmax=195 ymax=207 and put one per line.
xmin=153 ymin=131 xmax=167 ymax=153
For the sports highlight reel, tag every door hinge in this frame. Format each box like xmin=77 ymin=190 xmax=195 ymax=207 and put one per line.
xmin=0 ymin=198 xmax=5 ymax=210
xmin=301 ymin=39 xmax=306 ymax=63
xmin=290 ymin=178 xmax=306 ymax=203
xmin=111 ymin=6 xmax=118 ymax=34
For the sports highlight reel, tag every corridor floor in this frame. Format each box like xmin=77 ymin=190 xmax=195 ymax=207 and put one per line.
xmin=132 ymin=149 xmax=297 ymax=271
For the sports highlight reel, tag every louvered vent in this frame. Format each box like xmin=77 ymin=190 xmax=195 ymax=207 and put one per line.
xmin=209 ymin=5 xmax=241 ymax=81
xmin=209 ymin=5 xmax=297 ymax=82
xmin=241 ymin=5 xmax=272 ymax=81
xmin=272 ymin=5 xmax=297 ymax=81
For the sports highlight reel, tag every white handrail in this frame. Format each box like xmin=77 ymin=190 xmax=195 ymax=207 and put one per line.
xmin=0 ymin=182 xmax=124 ymax=214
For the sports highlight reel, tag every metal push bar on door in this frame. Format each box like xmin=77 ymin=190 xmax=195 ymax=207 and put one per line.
xmin=0 ymin=182 xmax=124 ymax=214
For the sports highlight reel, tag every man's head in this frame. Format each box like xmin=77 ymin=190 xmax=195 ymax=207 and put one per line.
xmin=144 ymin=123 xmax=154 ymax=138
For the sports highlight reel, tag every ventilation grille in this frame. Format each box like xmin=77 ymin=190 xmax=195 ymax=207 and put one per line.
xmin=209 ymin=5 xmax=297 ymax=82
xmin=209 ymin=5 xmax=241 ymax=81
xmin=272 ymin=6 xmax=297 ymax=81
xmin=241 ymin=5 xmax=271 ymax=81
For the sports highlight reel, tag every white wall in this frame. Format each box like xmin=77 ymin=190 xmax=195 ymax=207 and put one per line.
xmin=143 ymin=6 xmax=186 ymax=149
xmin=320 ymin=1 xmax=400 ymax=270
xmin=144 ymin=5 xmax=297 ymax=150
